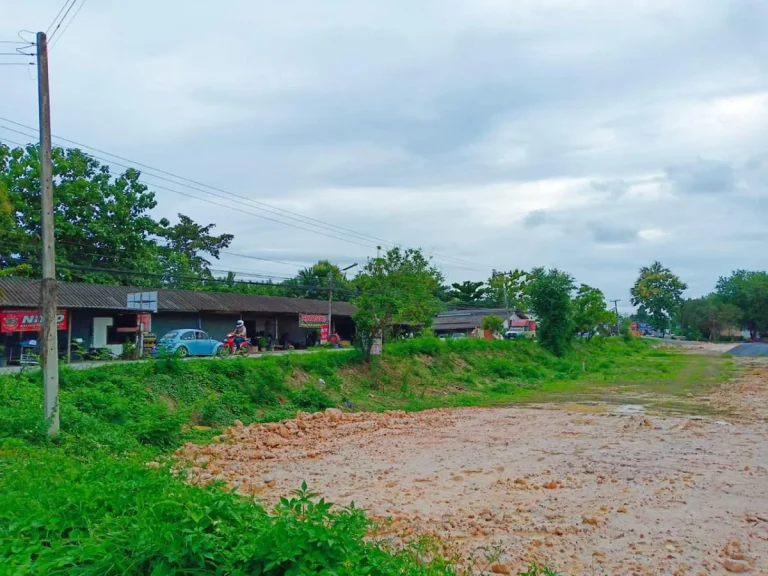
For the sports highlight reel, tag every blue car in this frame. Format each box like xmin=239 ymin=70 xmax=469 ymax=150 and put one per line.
xmin=154 ymin=329 xmax=223 ymax=358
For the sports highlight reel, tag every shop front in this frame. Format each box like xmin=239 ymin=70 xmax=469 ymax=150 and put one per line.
xmin=0 ymin=308 xmax=69 ymax=366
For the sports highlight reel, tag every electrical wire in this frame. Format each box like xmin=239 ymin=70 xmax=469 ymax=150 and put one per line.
xmin=0 ymin=124 xmax=384 ymax=252
xmin=1 ymin=256 xmax=361 ymax=296
xmin=47 ymin=0 xmax=78 ymax=43
xmin=0 ymin=235 xmax=302 ymax=281
xmin=50 ymin=0 xmax=88 ymax=50
xmin=0 ymin=116 xmax=491 ymax=271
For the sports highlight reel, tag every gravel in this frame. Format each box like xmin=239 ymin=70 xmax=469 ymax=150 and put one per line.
xmin=179 ymin=396 xmax=768 ymax=573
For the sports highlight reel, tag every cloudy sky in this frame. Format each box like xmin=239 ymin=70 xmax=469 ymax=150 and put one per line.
xmin=2 ymin=0 xmax=767 ymax=309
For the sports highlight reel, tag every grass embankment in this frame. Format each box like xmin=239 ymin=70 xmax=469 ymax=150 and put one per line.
xmin=0 ymin=338 xmax=727 ymax=574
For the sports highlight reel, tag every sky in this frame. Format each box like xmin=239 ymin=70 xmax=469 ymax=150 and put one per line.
xmin=1 ymin=0 xmax=767 ymax=310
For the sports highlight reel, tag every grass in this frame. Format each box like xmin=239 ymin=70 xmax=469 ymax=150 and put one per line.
xmin=0 ymin=336 xmax=730 ymax=574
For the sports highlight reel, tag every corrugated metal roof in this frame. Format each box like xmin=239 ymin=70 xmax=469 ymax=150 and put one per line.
xmin=433 ymin=308 xmax=527 ymax=331
xmin=0 ymin=278 xmax=355 ymax=316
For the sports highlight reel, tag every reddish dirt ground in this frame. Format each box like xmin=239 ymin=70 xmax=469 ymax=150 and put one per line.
xmin=178 ymin=362 xmax=768 ymax=575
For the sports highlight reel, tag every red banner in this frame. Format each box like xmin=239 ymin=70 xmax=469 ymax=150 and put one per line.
xmin=0 ymin=309 xmax=68 ymax=333
xmin=320 ymin=323 xmax=329 ymax=344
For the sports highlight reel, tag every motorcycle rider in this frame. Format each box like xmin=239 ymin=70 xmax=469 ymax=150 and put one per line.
xmin=233 ymin=320 xmax=247 ymax=350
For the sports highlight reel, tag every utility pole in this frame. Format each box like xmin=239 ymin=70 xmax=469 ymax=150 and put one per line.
xmin=503 ymin=281 xmax=510 ymax=325
xmin=327 ymin=275 xmax=334 ymax=342
xmin=328 ymin=263 xmax=358 ymax=343
xmin=610 ymin=299 xmax=621 ymax=335
xmin=37 ymin=31 xmax=60 ymax=437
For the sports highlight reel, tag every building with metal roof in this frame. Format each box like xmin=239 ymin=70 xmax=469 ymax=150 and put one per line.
xmin=0 ymin=279 xmax=355 ymax=364
xmin=432 ymin=308 xmax=528 ymax=335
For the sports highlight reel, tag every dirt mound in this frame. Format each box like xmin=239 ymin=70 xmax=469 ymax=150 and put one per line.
xmin=177 ymin=405 xmax=768 ymax=574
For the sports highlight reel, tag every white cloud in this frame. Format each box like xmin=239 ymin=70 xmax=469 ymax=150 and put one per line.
xmin=1 ymin=0 xmax=767 ymax=305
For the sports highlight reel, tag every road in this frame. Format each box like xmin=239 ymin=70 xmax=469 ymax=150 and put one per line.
xmin=646 ymin=336 xmax=768 ymax=356
xmin=0 ymin=347 xmax=348 ymax=375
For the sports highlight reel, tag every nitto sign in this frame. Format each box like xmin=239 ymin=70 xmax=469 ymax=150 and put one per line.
xmin=0 ymin=309 xmax=68 ymax=333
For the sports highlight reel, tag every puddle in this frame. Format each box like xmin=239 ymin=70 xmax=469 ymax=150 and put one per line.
xmin=613 ymin=404 xmax=646 ymax=415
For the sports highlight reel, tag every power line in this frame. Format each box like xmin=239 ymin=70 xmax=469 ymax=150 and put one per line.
xmin=0 ymin=236 xmax=301 ymax=281
xmin=0 ymin=116 xmax=490 ymax=271
xmin=1 ymin=256 xmax=361 ymax=296
xmin=47 ymin=0 xmax=78 ymax=43
xmin=46 ymin=0 xmax=73 ymax=36
xmin=0 ymin=125 xmax=381 ymax=251
xmin=50 ymin=0 xmax=88 ymax=50
xmin=1 ymin=127 xmax=487 ymax=274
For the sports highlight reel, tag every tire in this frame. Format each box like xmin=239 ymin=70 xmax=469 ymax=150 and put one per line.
xmin=238 ymin=343 xmax=251 ymax=356
xmin=216 ymin=346 xmax=229 ymax=357
xmin=175 ymin=346 xmax=189 ymax=358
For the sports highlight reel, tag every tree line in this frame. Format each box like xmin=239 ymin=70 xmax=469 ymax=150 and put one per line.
xmin=629 ymin=262 xmax=768 ymax=341
xmin=2 ymin=143 xmax=765 ymax=357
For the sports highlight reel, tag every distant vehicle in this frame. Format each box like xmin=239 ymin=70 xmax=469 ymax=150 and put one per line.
xmin=221 ymin=332 xmax=252 ymax=356
xmin=450 ymin=332 xmax=467 ymax=339
xmin=153 ymin=329 xmax=223 ymax=357
xmin=504 ymin=319 xmax=537 ymax=340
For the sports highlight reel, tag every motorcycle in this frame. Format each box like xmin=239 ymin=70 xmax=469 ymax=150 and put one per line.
xmin=220 ymin=333 xmax=251 ymax=356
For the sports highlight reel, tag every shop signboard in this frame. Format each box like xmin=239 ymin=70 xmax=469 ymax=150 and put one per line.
xmin=0 ymin=309 xmax=68 ymax=333
xmin=320 ymin=323 xmax=329 ymax=344
xmin=299 ymin=313 xmax=328 ymax=328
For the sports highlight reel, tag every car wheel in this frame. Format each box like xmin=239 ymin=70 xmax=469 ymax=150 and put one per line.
xmin=175 ymin=346 xmax=189 ymax=358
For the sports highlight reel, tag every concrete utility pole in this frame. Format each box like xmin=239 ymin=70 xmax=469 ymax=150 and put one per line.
xmin=610 ymin=299 xmax=621 ymax=335
xmin=37 ymin=31 xmax=60 ymax=437
xmin=327 ymin=275 xmax=334 ymax=340
xmin=503 ymin=281 xmax=510 ymax=325
xmin=328 ymin=263 xmax=358 ymax=340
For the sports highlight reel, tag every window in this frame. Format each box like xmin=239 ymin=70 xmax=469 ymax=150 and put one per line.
xmin=180 ymin=331 xmax=195 ymax=341
xmin=195 ymin=331 xmax=207 ymax=340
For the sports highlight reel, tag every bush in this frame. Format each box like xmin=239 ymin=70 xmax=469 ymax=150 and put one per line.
xmin=0 ymin=450 xmax=457 ymax=576
xmin=290 ymin=386 xmax=334 ymax=411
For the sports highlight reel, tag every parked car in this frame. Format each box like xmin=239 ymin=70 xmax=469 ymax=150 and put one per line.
xmin=153 ymin=329 xmax=223 ymax=357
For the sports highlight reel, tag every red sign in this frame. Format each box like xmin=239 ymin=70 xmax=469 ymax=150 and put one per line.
xmin=137 ymin=314 xmax=152 ymax=331
xmin=0 ymin=309 xmax=69 ymax=333
xmin=320 ymin=323 xmax=329 ymax=344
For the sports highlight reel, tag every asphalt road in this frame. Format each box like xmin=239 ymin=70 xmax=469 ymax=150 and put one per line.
xmin=728 ymin=342 xmax=768 ymax=357
xmin=646 ymin=336 xmax=768 ymax=356
xmin=0 ymin=347 xmax=348 ymax=375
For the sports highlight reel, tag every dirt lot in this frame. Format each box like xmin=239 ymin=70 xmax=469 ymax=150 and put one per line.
xmin=180 ymin=360 xmax=768 ymax=575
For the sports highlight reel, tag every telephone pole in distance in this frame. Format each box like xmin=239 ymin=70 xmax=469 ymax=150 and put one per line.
xmin=610 ymin=299 xmax=621 ymax=335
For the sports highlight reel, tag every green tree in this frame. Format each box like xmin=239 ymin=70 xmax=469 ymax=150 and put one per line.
xmin=447 ymin=280 xmax=487 ymax=305
xmin=486 ymin=269 xmax=529 ymax=310
xmin=527 ymin=267 xmax=575 ymax=356
xmin=572 ymin=284 xmax=612 ymax=337
xmin=680 ymin=296 xmax=742 ymax=341
xmin=157 ymin=214 xmax=233 ymax=280
xmin=352 ymin=248 xmax=443 ymax=360
xmin=715 ymin=270 xmax=768 ymax=339
xmin=630 ymin=261 xmax=687 ymax=331
xmin=480 ymin=314 xmax=504 ymax=335
xmin=282 ymin=260 xmax=355 ymax=301
xmin=0 ymin=143 xmax=234 ymax=287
